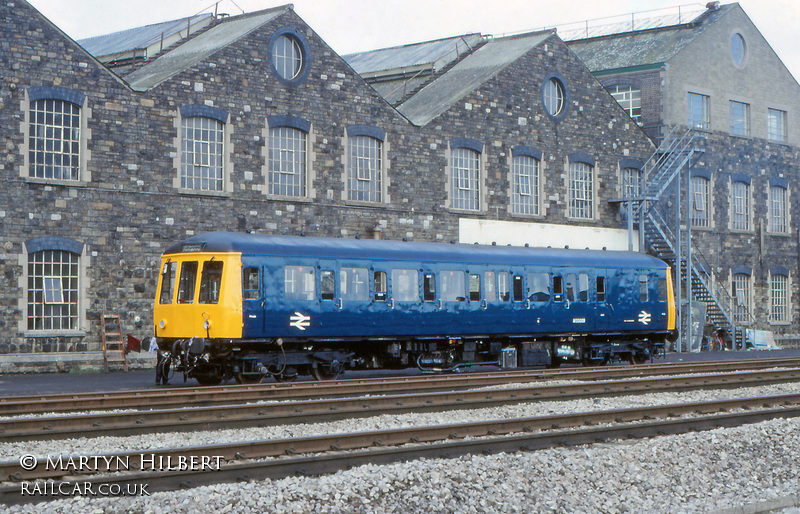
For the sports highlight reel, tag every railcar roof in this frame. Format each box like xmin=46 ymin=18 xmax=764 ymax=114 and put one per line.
xmin=164 ymin=231 xmax=667 ymax=269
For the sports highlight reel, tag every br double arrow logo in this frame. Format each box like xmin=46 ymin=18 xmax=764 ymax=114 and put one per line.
xmin=289 ymin=312 xmax=311 ymax=330
xmin=638 ymin=311 xmax=652 ymax=325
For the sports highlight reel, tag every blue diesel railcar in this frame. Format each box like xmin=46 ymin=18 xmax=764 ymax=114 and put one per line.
xmin=153 ymin=232 xmax=676 ymax=384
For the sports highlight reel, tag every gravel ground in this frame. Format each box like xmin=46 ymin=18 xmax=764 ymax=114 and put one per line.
xmin=4 ymin=380 xmax=800 ymax=513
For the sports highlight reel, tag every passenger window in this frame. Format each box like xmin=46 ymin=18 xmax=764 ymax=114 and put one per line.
xmin=441 ymin=271 xmax=466 ymax=302
xmin=597 ymin=276 xmax=606 ymax=302
xmin=469 ymin=274 xmax=481 ymax=301
xmin=565 ymin=274 xmax=576 ymax=302
xmin=320 ymin=270 xmax=335 ymax=301
xmin=423 ymin=273 xmax=436 ymax=301
xmin=159 ymin=261 xmax=177 ymax=304
xmin=374 ymin=271 xmax=387 ymax=301
xmin=527 ymin=272 xmax=550 ymax=302
xmin=199 ymin=261 xmax=223 ymax=304
xmin=177 ymin=261 xmax=198 ymax=304
xmin=498 ymin=272 xmax=510 ymax=301
xmin=512 ymin=275 xmax=524 ymax=302
xmin=392 ymin=269 xmax=419 ymax=302
xmin=639 ymin=275 xmax=649 ymax=302
xmin=484 ymin=272 xmax=497 ymax=301
xmin=285 ymin=265 xmax=315 ymax=301
xmin=578 ymin=273 xmax=589 ymax=302
xmin=340 ymin=268 xmax=369 ymax=301
xmin=243 ymin=267 xmax=260 ymax=300
xmin=658 ymin=277 xmax=667 ymax=302
xmin=553 ymin=276 xmax=563 ymax=302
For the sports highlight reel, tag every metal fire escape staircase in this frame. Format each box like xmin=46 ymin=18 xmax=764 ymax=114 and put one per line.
xmin=619 ymin=127 xmax=752 ymax=349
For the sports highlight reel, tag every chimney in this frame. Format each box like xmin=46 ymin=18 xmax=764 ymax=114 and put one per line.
xmin=706 ymin=1 xmax=720 ymax=10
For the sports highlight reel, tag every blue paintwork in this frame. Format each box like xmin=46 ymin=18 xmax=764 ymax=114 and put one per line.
xmin=167 ymin=232 xmax=672 ymax=342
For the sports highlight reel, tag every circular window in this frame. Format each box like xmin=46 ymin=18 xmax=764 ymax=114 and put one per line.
xmin=272 ymin=34 xmax=303 ymax=80
xmin=542 ymin=74 xmax=569 ymax=121
xmin=730 ymin=33 xmax=746 ymax=67
xmin=269 ymin=28 xmax=310 ymax=85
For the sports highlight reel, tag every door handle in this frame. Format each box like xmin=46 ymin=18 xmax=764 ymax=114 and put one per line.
xmin=336 ymin=298 xmax=343 ymax=310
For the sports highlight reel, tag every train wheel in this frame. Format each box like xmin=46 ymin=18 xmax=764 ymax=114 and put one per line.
xmin=234 ymin=372 xmax=263 ymax=384
xmin=194 ymin=373 xmax=223 ymax=386
xmin=629 ymin=354 xmax=648 ymax=365
xmin=234 ymin=351 xmax=264 ymax=384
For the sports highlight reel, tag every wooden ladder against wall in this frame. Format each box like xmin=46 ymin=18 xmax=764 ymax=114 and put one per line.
xmin=101 ymin=313 xmax=128 ymax=373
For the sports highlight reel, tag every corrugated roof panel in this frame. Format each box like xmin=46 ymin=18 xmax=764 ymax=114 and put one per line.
xmin=125 ymin=6 xmax=288 ymax=91
xmin=78 ymin=14 xmax=213 ymax=59
xmin=398 ymin=31 xmax=553 ymax=126
xmin=344 ymin=34 xmax=484 ymax=75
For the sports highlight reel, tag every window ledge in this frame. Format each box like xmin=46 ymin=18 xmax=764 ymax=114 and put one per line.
xmin=177 ymin=188 xmax=231 ymax=198
xmin=767 ymin=231 xmax=792 ymax=238
xmin=25 ymin=178 xmax=88 ymax=188
xmin=24 ymin=330 xmax=86 ymax=338
xmin=343 ymin=199 xmax=386 ymax=209
xmin=448 ymin=207 xmax=486 ymax=215
xmin=262 ymin=194 xmax=314 ymax=203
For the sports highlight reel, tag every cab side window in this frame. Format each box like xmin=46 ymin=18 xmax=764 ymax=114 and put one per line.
xmin=178 ymin=261 xmax=198 ymax=303
xmin=199 ymin=261 xmax=223 ymax=304
xmin=639 ymin=275 xmax=649 ymax=302
xmin=159 ymin=262 xmax=177 ymax=304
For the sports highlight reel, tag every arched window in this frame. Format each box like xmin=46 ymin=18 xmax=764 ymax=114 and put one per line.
xmin=768 ymin=180 xmax=789 ymax=234
xmin=449 ymin=139 xmax=483 ymax=211
xmin=180 ymin=115 xmax=225 ymax=191
xmin=511 ymin=147 xmax=541 ymax=215
xmin=730 ymin=177 xmax=751 ymax=231
xmin=568 ymin=154 xmax=595 ymax=220
xmin=25 ymin=237 xmax=84 ymax=332
xmin=346 ymin=126 xmax=386 ymax=203
xmin=27 ymin=87 xmax=86 ymax=181
xmin=770 ymin=268 xmax=790 ymax=323
xmin=731 ymin=271 xmax=751 ymax=323
xmin=267 ymin=116 xmax=311 ymax=198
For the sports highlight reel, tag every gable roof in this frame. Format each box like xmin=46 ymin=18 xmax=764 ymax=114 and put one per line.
xmin=396 ymin=30 xmax=554 ymax=126
xmin=125 ymin=5 xmax=289 ymax=91
xmin=566 ymin=3 xmax=735 ymax=73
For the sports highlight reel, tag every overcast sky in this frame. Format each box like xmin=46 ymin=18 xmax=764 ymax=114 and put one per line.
xmin=27 ymin=0 xmax=800 ymax=80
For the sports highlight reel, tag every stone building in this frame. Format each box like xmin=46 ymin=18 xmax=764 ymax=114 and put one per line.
xmin=0 ymin=1 xmax=793 ymax=371
xmin=566 ymin=1 xmax=800 ymax=347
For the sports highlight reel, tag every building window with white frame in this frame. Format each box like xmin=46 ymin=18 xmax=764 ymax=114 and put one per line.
xmin=732 ymin=271 xmax=751 ymax=323
xmin=768 ymin=108 xmax=787 ymax=143
xmin=690 ymin=174 xmax=711 ymax=228
xmin=622 ymin=167 xmax=641 ymax=199
xmin=449 ymin=140 xmax=482 ymax=211
xmin=769 ymin=183 xmax=789 ymax=234
xmin=688 ymin=92 xmax=710 ymax=131
xmin=347 ymin=128 xmax=384 ymax=203
xmin=27 ymin=87 xmax=86 ymax=182
xmin=181 ymin=115 xmax=224 ymax=192
xmin=770 ymin=270 xmax=790 ymax=323
xmin=730 ymin=179 xmax=750 ymax=231
xmin=27 ymin=248 xmax=80 ymax=331
xmin=268 ymin=125 xmax=308 ymax=197
xmin=511 ymin=149 xmax=540 ymax=215
xmin=608 ymin=85 xmax=641 ymax=123
xmin=729 ymin=100 xmax=749 ymax=136
xmin=568 ymin=155 xmax=594 ymax=220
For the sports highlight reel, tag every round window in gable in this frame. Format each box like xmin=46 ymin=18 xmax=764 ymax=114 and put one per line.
xmin=730 ymin=33 xmax=746 ymax=67
xmin=269 ymin=28 xmax=311 ymax=86
xmin=542 ymin=73 xmax=569 ymax=121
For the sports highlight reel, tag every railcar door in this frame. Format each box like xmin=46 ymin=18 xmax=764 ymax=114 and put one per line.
xmin=595 ymin=271 xmax=611 ymax=332
xmin=551 ymin=270 xmax=595 ymax=333
xmin=241 ymin=260 xmax=265 ymax=337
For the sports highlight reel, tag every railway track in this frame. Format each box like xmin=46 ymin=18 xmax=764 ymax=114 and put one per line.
xmin=2 ymin=366 xmax=799 ymax=442
xmin=2 ymin=392 xmax=799 ymax=506
xmin=2 ymin=357 xmax=800 ymax=416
